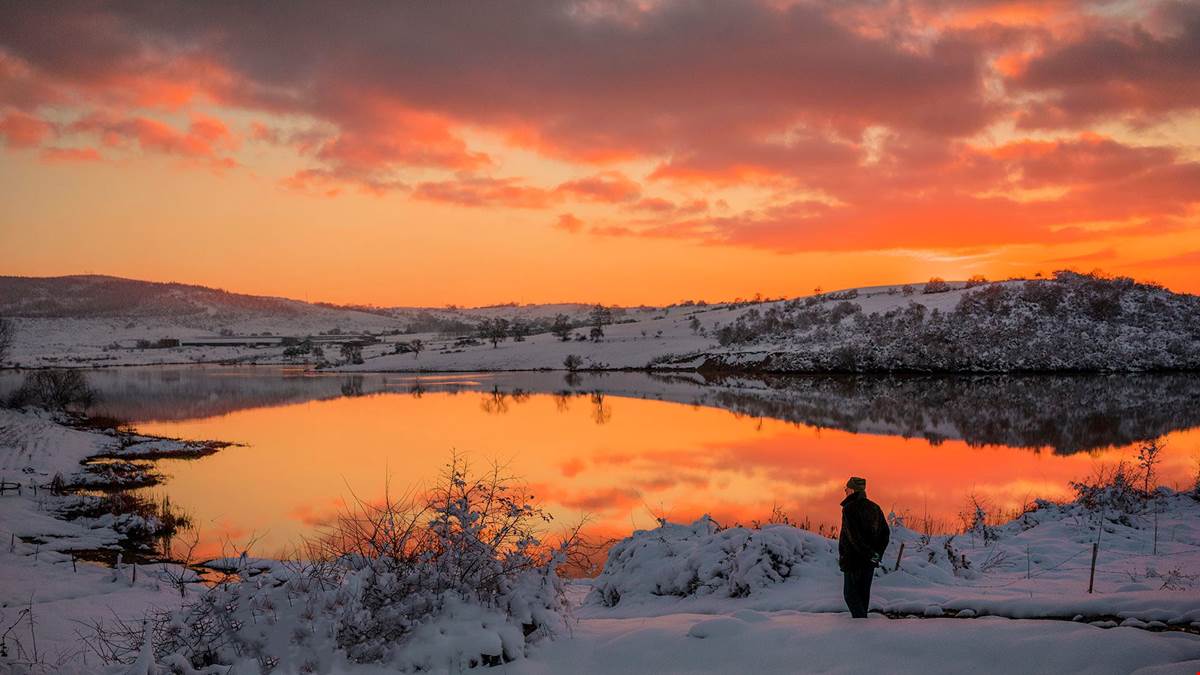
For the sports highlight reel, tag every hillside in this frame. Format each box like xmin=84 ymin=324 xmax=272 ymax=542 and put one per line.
xmin=0 ymin=276 xmax=606 ymax=367
xmin=0 ymin=275 xmax=406 ymax=330
xmin=691 ymin=272 xmax=1200 ymax=372
xmin=2 ymin=273 xmax=1198 ymax=372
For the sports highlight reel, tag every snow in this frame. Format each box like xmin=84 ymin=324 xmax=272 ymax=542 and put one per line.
xmin=588 ymin=517 xmax=834 ymax=605
xmin=8 ymin=275 xmax=1196 ymax=375
xmin=2 ymin=408 xmax=1200 ymax=672
xmin=582 ymin=493 xmax=1200 ymax=627
xmin=503 ymin=612 xmax=1200 ymax=675
xmin=0 ymin=279 xmax=1016 ymax=372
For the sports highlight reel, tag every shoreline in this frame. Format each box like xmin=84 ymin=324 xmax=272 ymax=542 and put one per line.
xmin=8 ymin=360 xmax=1200 ymax=375
xmin=2 ymin=406 xmax=1199 ymax=671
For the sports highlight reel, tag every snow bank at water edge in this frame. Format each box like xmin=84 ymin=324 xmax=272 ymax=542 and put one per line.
xmin=585 ymin=490 xmax=1200 ymax=628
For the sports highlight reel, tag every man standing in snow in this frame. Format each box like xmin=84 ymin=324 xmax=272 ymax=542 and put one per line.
xmin=839 ymin=476 xmax=890 ymax=618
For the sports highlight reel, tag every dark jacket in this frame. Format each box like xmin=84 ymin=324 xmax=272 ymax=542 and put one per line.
xmin=839 ymin=491 xmax=890 ymax=570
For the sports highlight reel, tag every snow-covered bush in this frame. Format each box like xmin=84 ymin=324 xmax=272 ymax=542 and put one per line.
xmin=586 ymin=516 xmax=835 ymax=606
xmin=89 ymin=457 xmax=573 ymax=673
xmin=1069 ymin=461 xmax=1145 ymax=516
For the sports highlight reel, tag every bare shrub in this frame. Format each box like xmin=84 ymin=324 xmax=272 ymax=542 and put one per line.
xmin=1135 ymin=439 xmax=1163 ymax=497
xmin=1069 ymin=461 xmax=1144 ymax=515
xmin=975 ymin=546 xmax=1012 ymax=573
xmin=1153 ymin=566 xmax=1199 ymax=591
xmin=959 ymin=494 xmax=997 ymax=544
xmin=922 ymin=277 xmax=951 ymax=294
xmin=86 ymin=455 xmax=576 ymax=672
xmin=752 ymin=503 xmax=794 ymax=528
xmin=7 ymin=369 xmax=96 ymax=411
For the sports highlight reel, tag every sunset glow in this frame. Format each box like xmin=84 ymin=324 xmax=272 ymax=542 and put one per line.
xmin=2 ymin=1 xmax=1198 ymax=305
xmin=135 ymin=391 xmax=1200 ymax=560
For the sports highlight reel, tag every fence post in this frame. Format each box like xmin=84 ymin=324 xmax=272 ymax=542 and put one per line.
xmin=1087 ymin=543 xmax=1098 ymax=594
xmin=894 ymin=542 xmax=906 ymax=571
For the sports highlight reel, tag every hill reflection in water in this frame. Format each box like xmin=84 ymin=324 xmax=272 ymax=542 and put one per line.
xmin=3 ymin=366 xmax=1196 ymax=455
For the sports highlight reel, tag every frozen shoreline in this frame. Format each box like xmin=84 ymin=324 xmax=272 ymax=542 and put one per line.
xmin=2 ymin=407 xmax=1199 ymax=672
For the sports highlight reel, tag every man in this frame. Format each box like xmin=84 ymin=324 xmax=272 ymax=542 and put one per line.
xmin=838 ymin=476 xmax=890 ymax=618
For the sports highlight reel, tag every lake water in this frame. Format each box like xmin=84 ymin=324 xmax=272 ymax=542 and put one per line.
xmin=4 ymin=366 xmax=1198 ymax=561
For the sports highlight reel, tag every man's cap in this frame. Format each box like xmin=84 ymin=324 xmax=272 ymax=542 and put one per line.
xmin=846 ymin=476 xmax=867 ymax=492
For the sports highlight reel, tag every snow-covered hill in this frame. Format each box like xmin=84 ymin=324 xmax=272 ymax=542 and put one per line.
xmin=0 ymin=276 xmax=613 ymax=367
xmin=3 ymin=273 xmax=1198 ymax=372
xmin=695 ymin=272 xmax=1200 ymax=372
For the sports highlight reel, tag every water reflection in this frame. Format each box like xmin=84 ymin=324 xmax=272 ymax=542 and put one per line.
xmin=3 ymin=367 xmax=1198 ymax=455
xmin=126 ymin=386 xmax=1196 ymax=561
xmin=2 ymin=366 xmax=1197 ymax=560
xmin=696 ymin=373 xmax=1200 ymax=454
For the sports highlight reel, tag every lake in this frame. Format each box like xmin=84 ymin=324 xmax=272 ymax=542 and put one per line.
xmin=4 ymin=366 xmax=1198 ymax=561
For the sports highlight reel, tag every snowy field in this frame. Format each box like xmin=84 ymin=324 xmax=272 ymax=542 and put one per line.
xmin=1 ymin=407 xmax=1199 ymax=673
xmin=8 ymin=272 xmax=1197 ymax=374
xmin=1 ymin=283 xmax=979 ymax=371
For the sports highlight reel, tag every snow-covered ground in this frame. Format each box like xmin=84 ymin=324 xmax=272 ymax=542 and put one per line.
xmin=506 ymin=611 xmax=1200 ymax=675
xmin=3 ymin=284 xmax=967 ymax=371
xmin=6 ymin=274 xmax=1198 ymax=373
xmin=1 ymin=407 xmax=1199 ymax=673
xmin=0 ymin=409 xmax=201 ymax=671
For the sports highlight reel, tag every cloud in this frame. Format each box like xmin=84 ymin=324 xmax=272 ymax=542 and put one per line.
xmin=1 ymin=0 xmax=1197 ymax=258
xmin=1046 ymin=247 xmax=1118 ymax=264
xmin=412 ymin=172 xmax=650 ymax=209
xmin=0 ymin=110 xmax=52 ymax=148
xmin=586 ymin=134 xmax=1200 ymax=253
xmin=1128 ymin=249 xmax=1200 ymax=269
xmin=555 ymin=213 xmax=584 ymax=233
xmin=413 ymin=176 xmax=554 ymax=208
xmin=0 ymin=1 xmax=996 ymax=182
xmin=556 ymin=172 xmax=642 ymax=203
xmin=39 ymin=146 xmax=102 ymax=162
xmin=66 ymin=112 xmax=238 ymax=169
xmin=1009 ymin=1 xmax=1200 ymax=128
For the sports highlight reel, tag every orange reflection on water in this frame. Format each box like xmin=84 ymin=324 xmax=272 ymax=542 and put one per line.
xmin=136 ymin=391 xmax=1199 ymax=561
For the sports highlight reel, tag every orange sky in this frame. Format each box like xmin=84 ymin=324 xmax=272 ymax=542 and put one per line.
xmin=2 ymin=1 xmax=1198 ymax=306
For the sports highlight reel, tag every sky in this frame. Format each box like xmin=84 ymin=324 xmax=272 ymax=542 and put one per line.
xmin=1 ymin=0 xmax=1198 ymax=307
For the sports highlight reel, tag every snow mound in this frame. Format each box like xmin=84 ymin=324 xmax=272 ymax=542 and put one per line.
xmin=587 ymin=516 xmax=836 ymax=606
xmin=687 ymin=617 xmax=750 ymax=639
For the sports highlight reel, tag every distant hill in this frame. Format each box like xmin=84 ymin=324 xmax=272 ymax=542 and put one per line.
xmin=0 ymin=275 xmax=406 ymax=331
xmin=0 ymin=275 xmax=606 ymax=334
xmin=6 ymin=272 xmax=1195 ymax=373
